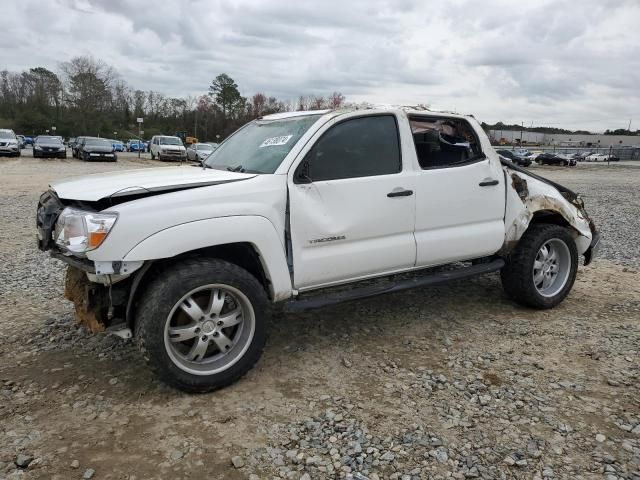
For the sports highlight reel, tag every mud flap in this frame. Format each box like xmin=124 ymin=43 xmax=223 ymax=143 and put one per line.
xmin=64 ymin=266 xmax=109 ymax=332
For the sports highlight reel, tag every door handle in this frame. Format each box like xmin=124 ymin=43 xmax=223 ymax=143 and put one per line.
xmin=479 ymin=179 xmax=499 ymax=187
xmin=387 ymin=189 xmax=413 ymax=198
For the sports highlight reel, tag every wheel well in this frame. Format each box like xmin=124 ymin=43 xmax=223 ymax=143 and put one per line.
xmin=126 ymin=242 xmax=271 ymax=328
xmin=529 ymin=210 xmax=571 ymax=229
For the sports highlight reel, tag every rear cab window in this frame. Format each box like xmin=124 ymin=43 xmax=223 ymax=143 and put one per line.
xmin=409 ymin=116 xmax=485 ymax=169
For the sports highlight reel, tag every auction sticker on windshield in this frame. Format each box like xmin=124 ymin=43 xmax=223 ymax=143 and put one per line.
xmin=259 ymin=135 xmax=292 ymax=148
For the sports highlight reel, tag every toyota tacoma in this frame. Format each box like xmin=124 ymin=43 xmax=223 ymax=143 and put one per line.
xmin=36 ymin=107 xmax=600 ymax=392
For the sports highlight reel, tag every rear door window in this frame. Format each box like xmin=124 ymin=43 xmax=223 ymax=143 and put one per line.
xmin=410 ymin=117 xmax=484 ymax=169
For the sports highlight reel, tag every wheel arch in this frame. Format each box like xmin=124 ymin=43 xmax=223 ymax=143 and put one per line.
xmin=122 ymin=215 xmax=292 ymax=328
xmin=125 ymin=241 xmax=274 ymax=330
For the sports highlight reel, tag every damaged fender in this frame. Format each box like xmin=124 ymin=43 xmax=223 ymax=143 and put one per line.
xmin=502 ymin=164 xmax=594 ymax=258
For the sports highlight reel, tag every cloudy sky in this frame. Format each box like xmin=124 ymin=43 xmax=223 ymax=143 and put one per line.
xmin=3 ymin=0 xmax=639 ymax=131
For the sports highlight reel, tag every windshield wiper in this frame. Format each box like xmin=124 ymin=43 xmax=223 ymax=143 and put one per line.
xmin=226 ymin=165 xmax=245 ymax=173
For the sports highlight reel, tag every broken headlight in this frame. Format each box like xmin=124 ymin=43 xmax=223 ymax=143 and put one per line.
xmin=54 ymin=207 xmax=118 ymax=255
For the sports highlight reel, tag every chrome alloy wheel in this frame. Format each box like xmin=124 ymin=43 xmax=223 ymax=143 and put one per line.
xmin=533 ymin=238 xmax=571 ymax=297
xmin=163 ymin=284 xmax=255 ymax=375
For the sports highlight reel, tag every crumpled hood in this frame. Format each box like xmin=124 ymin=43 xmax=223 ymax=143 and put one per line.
xmin=51 ymin=166 xmax=256 ymax=202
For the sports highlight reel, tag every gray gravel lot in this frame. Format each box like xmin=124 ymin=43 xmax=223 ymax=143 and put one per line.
xmin=0 ymin=151 xmax=639 ymax=480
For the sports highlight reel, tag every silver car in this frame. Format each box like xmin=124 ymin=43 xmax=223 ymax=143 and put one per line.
xmin=0 ymin=129 xmax=21 ymax=157
xmin=186 ymin=142 xmax=218 ymax=162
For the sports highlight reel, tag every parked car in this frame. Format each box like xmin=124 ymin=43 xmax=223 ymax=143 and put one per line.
xmin=495 ymin=149 xmax=532 ymax=167
xmin=186 ymin=142 xmax=217 ymax=162
xmin=150 ymin=135 xmax=187 ymax=161
xmin=16 ymin=135 xmax=26 ymax=149
xmin=557 ymin=153 xmax=577 ymax=167
xmin=514 ymin=148 xmax=531 ymax=157
xmin=33 ymin=135 xmax=66 ymax=158
xmin=112 ymin=140 xmax=125 ymax=152
xmin=24 ymin=136 xmax=34 ymax=146
xmin=573 ymin=151 xmax=593 ymax=162
xmin=536 ymin=153 xmax=571 ymax=166
xmin=586 ymin=153 xmax=606 ymax=162
xmin=72 ymin=136 xmax=89 ymax=158
xmin=126 ymin=139 xmax=145 ymax=152
xmin=36 ymin=107 xmax=600 ymax=392
xmin=587 ymin=153 xmax=619 ymax=162
xmin=0 ymin=129 xmax=21 ymax=157
xmin=78 ymin=137 xmax=117 ymax=162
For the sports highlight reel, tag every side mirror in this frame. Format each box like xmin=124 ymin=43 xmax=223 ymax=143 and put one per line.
xmin=295 ymin=161 xmax=312 ymax=184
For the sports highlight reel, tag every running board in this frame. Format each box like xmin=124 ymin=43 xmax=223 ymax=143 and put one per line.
xmin=285 ymin=258 xmax=505 ymax=312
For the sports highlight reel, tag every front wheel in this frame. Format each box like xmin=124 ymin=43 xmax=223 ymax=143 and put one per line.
xmin=135 ymin=258 xmax=270 ymax=392
xmin=151 ymin=150 xmax=155 ymax=160
xmin=501 ymin=224 xmax=578 ymax=309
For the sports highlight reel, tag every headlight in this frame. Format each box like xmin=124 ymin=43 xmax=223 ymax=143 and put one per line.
xmin=54 ymin=208 xmax=118 ymax=255
xmin=34 ymin=145 xmax=42 ymax=150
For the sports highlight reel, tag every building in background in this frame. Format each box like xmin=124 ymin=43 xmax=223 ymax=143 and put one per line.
xmin=488 ymin=130 xmax=640 ymax=147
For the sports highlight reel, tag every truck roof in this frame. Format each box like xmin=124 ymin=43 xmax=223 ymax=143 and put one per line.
xmin=261 ymin=106 xmax=474 ymax=122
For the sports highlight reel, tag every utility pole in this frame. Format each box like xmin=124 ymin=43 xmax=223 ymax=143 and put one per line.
xmin=520 ymin=121 xmax=524 ymax=146
xmin=137 ymin=117 xmax=143 ymax=159
xmin=629 ymin=119 xmax=632 ymax=133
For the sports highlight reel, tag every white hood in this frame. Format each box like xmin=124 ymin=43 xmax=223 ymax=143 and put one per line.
xmin=51 ymin=166 xmax=256 ymax=202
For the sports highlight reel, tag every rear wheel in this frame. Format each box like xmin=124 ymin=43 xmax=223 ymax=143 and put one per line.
xmin=501 ymin=224 xmax=578 ymax=309
xmin=135 ymin=258 xmax=269 ymax=392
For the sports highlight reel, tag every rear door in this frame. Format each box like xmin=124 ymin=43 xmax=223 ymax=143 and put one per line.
xmin=410 ymin=115 xmax=506 ymax=266
xmin=288 ymin=114 xmax=416 ymax=290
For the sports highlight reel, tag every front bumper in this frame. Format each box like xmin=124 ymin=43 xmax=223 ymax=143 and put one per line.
xmin=34 ymin=148 xmax=65 ymax=157
xmin=0 ymin=145 xmax=20 ymax=154
xmin=160 ymin=150 xmax=187 ymax=160
xmin=85 ymin=152 xmax=116 ymax=160
xmin=583 ymin=230 xmax=601 ymax=266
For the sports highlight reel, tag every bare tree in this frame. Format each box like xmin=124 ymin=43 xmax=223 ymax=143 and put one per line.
xmin=60 ymin=56 xmax=116 ymax=133
xmin=327 ymin=91 xmax=345 ymax=109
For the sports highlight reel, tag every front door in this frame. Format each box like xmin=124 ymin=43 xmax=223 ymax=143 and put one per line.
xmin=289 ymin=114 xmax=416 ymax=290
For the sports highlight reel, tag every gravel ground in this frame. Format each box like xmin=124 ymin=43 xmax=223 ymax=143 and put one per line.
xmin=0 ymin=151 xmax=639 ymax=480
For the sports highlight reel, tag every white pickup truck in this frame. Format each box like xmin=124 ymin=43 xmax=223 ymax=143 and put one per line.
xmin=37 ymin=107 xmax=600 ymax=392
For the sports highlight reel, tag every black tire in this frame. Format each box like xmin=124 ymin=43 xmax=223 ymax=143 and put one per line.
xmin=135 ymin=258 xmax=270 ymax=393
xmin=501 ymin=224 xmax=578 ymax=309
xmin=151 ymin=150 xmax=155 ymax=160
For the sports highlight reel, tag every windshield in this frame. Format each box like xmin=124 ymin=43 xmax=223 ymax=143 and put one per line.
xmin=0 ymin=131 xmax=15 ymax=139
xmin=160 ymin=137 xmax=182 ymax=145
xmin=204 ymin=115 xmax=320 ymax=173
xmin=85 ymin=138 xmax=112 ymax=147
xmin=195 ymin=144 xmax=213 ymax=151
xmin=35 ymin=136 xmax=62 ymax=144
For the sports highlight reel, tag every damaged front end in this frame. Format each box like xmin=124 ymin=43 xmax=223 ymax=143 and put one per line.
xmin=63 ymin=264 xmax=139 ymax=334
xmin=501 ymin=159 xmax=600 ymax=264
xmin=37 ymin=190 xmax=142 ymax=334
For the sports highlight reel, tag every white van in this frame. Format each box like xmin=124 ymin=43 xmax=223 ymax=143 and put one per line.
xmin=149 ymin=135 xmax=187 ymax=161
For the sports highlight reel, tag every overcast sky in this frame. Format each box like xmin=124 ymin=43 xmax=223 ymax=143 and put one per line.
xmin=3 ymin=0 xmax=639 ymax=131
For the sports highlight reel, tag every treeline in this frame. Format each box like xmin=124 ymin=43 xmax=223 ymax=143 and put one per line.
xmin=482 ymin=121 xmax=640 ymax=136
xmin=0 ymin=56 xmax=345 ymax=141
xmin=603 ymin=128 xmax=640 ymax=136
xmin=481 ymin=121 xmax=592 ymax=135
